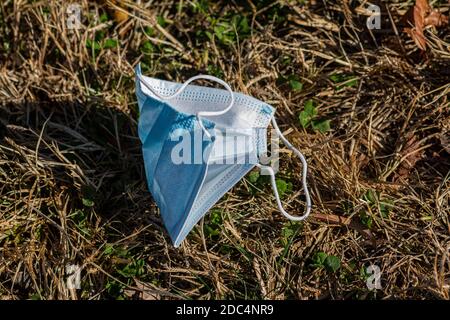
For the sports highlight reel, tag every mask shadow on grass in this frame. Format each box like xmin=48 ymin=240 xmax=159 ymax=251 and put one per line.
xmin=0 ymin=99 xmax=170 ymax=250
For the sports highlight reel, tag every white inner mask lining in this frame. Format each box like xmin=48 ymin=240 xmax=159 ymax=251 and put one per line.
xmin=138 ymin=75 xmax=273 ymax=131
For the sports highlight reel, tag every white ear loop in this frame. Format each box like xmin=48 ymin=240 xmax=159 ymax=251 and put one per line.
xmin=256 ymin=117 xmax=312 ymax=221
xmin=137 ymin=73 xmax=235 ymax=139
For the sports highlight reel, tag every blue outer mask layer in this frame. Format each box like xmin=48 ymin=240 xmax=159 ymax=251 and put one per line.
xmin=135 ymin=64 xmax=275 ymax=247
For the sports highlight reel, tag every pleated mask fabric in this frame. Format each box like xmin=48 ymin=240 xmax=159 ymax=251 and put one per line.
xmin=135 ymin=64 xmax=311 ymax=247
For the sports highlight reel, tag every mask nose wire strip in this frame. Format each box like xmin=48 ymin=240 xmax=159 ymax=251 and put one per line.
xmin=255 ymin=117 xmax=312 ymax=221
xmin=137 ymin=74 xmax=235 ymax=138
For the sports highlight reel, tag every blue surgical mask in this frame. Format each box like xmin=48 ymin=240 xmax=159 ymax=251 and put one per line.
xmin=135 ymin=64 xmax=311 ymax=247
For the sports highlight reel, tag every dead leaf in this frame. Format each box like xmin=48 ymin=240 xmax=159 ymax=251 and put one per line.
xmin=394 ymin=133 xmax=426 ymax=182
xmin=405 ymin=27 xmax=427 ymax=51
xmin=424 ymin=11 xmax=449 ymax=28
xmin=105 ymin=0 xmax=128 ymax=23
xmin=417 ymin=0 xmax=431 ymax=13
xmin=114 ymin=9 xmax=129 ymax=24
xmin=401 ymin=0 xmax=449 ymax=51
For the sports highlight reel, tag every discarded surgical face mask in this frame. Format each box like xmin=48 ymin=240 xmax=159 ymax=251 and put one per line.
xmin=135 ymin=63 xmax=311 ymax=247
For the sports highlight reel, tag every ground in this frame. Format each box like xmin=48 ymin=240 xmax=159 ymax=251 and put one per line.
xmin=0 ymin=0 xmax=449 ymax=300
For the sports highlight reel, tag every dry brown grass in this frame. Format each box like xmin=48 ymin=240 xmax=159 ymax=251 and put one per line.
xmin=0 ymin=0 xmax=449 ymax=300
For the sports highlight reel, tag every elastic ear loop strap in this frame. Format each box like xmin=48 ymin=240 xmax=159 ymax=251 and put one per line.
xmin=137 ymin=74 xmax=235 ymax=138
xmin=255 ymin=117 xmax=312 ymax=221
